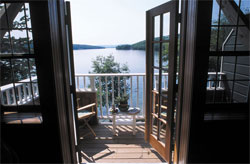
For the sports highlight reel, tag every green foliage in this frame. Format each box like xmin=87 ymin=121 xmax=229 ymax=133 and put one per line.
xmin=90 ymin=55 xmax=130 ymax=107
xmin=1 ymin=5 xmax=31 ymax=54
xmin=91 ymin=55 xmax=129 ymax=74
xmin=131 ymin=41 xmax=145 ymax=50
xmin=114 ymin=95 xmax=129 ymax=105
xmin=0 ymin=59 xmax=36 ymax=86
xmin=116 ymin=44 xmax=131 ymax=50
xmin=116 ymin=35 xmax=172 ymax=51
xmin=0 ymin=60 xmax=12 ymax=85
xmin=13 ymin=6 xmax=28 ymax=28
xmin=162 ymin=42 xmax=169 ymax=70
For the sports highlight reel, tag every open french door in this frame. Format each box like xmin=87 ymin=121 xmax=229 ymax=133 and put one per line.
xmin=63 ymin=1 xmax=81 ymax=163
xmin=145 ymin=1 xmax=179 ymax=163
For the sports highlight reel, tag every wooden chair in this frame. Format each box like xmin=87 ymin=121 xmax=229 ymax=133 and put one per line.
xmin=77 ymin=98 xmax=96 ymax=137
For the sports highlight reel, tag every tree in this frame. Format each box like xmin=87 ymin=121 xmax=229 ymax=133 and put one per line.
xmin=90 ymin=55 xmax=130 ymax=108
xmin=1 ymin=4 xmax=31 ymax=54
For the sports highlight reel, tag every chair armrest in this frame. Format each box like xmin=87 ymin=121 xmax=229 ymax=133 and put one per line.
xmin=77 ymin=103 xmax=96 ymax=112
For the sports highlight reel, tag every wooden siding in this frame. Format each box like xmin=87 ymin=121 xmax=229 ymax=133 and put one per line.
xmin=222 ymin=56 xmax=249 ymax=102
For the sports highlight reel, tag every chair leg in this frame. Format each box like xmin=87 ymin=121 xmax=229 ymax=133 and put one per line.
xmin=84 ymin=119 xmax=96 ymax=137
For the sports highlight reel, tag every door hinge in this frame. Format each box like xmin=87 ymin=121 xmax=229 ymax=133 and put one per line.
xmin=65 ymin=14 xmax=69 ymax=25
xmin=75 ymin=145 xmax=79 ymax=151
xmin=178 ymin=13 xmax=181 ymax=23
xmin=70 ymin=85 xmax=74 ymax=93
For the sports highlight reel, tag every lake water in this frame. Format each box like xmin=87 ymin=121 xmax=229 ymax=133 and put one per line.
xmin=73 ymin=48 xmax=146 ymax=74
xmin=73 ymin=48 xmax=146 ymax=116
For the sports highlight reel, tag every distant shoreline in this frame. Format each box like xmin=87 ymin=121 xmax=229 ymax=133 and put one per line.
xmin=73 ymin=47 xmax=146 ymax=51
xmin=73 ymin=44 xmax=117 ymax=50
xmin=73 ymin=44 xmax=105 ymax=50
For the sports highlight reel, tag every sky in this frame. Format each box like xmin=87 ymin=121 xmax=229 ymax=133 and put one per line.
xmin=68 ymin=0 xmax=169 ymax=45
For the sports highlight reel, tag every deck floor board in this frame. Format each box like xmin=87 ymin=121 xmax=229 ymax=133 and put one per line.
xmin=79 ymin=124 xmax=166 ymax=163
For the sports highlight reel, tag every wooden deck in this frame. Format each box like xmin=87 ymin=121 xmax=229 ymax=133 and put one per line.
xmin=79 ymin=124 xmax=166 ymax=163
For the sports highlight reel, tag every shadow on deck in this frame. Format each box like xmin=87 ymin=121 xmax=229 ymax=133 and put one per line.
xmin=79 ymin=124 xmax=166 ymax=163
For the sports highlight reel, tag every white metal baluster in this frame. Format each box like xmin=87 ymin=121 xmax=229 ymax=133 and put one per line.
xmin=124 ymin=77 xmax=126 ymax=96
xmin=165 ymin=74 xmax=167 ymax=90
xmin=143 ymin=76 xmax=146 ymax=117
xmin=219 ymin=73 xmax=221 ymax=88
xmin=99 ymin=77 xmax=103 ymax=118
xmin=112 ymin=76 xmax=114 ymax=105
xmin=156 ymin=75 xmax=159 ymax=90
xmin=12 ymin=88 xmax=16 ymax=105
xmin=6 ymin=90 xmax=11 ymax=105
xmin=77 ymin=76 xmax=80 ymax=90
xmin=105 ymin=76 xmax=109 ymax=113
xmin=32 ymin=83 xmax=36 ymax=97
xmin=35 ymin=83 xmax=39 ymax=97
xmin=90 ymin=76 xmax=95 ymax=91
xmin=154 ymin=75 xmax=156 ymax=89
xmin=136 ymin=76 xmax=139 ymax=107
xmin=209 ymin=81 xmax=211 ymax=89
xmin=118 ymin=76 xmax=120 ymax=97
xmin=27 ymin=83 xmax=32 ymax=100
xmin=18 ymin=86 xmax=22 ymax=104
xmin=83 ymin=76 xmax=86 ymax=90
xmin=130 ymin=76 xmax=133 ymax=106
xmin=23 ymin=84 xmax=27 ymax=101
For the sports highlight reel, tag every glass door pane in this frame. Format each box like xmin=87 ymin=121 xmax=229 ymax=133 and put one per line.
xmin=146 ymin=1 xmax=178 ymax=162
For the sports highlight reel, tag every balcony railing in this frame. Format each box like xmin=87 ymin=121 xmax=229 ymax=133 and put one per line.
xmin=75 ymin=73 xmax=147 ymax=119
xmin=0 ymin=72 xmax=225 ymax=118
xmin=0 ymin=76 xmax=39 ymax=106
xmin=75 ymin=72 xmax=225 ymax=119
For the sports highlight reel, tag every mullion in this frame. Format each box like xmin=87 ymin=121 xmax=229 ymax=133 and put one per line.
xmin=9 ymin=59 xmax=19 ymax=106
xmin=4 ymin=3 xmax=19 ymax=107
xmin=0 ymin=3 xmax=10 ymax=54
xmin=4 ymin=3 xmax=14 ymax=56
xmin=213 ymin=0 xmax=222 ymax=103
xmin=153 ymin=66 xmax=160 ymax=69
xmin=27 ymin=58 xmax=35 ymax=105
xmin=15 ymin=2 xmax=37 ymax=106
xmin=23 ymin=2 xmax=31 ymax=54
xmin=152 ymin=40 xmax=170 ymax=44
xmin=2 ymin=2 xmax=36 ymax=108
xmin=209 ymin=51 xmax=249 ymax=56
xmin=153 ymin=66 xmax=169 ymax=72
xmin=156 ymin=14 xmax=163 ymax=140
xmin=150 ymin=16 xmax=155 ymax=136
xmin=213 ymin=56 xmax=220 ymax=103
xmin=231 ymin=0 xmax=241 ymax=103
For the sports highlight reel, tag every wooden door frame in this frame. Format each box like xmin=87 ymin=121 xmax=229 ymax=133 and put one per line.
xmin=177 ymin=0 xmax=197 ymax=163
xmin=145 ymin=0 xmax=179 ymax=162
xmin=64 ymin=1 xmax=81 ymax=163
xmin=47 ymin=0 xmax=75 ymax=163
xmin=173 ymin=0 xmax=188 ymax=163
